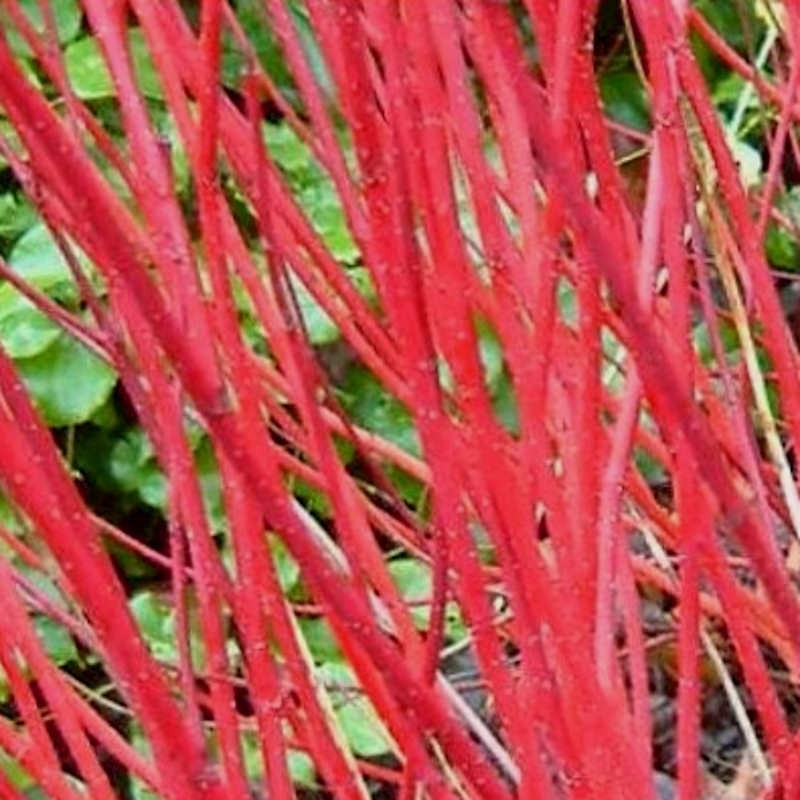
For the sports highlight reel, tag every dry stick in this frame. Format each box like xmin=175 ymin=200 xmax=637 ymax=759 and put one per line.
xmin=684 ymin=17 xmax=800 ymax=545
xmin=678 ymin=38 xmax=800 ymax=461
xmin=643 ymin=530 xmax=773 ymax=785
xmin=529 ymin=9 xmax=800 ymax=670
xmin=753 ymin=36 xmax=798 ymax=242
xmin=689 ymin=9 xmax=800 ymax=121
xmin=494 ymin=3 xmax=797 ymax=792
xmin=711 ymin=207 xmax=800 ymax=541
xmin=295 ymin=499 xmax=519 ymax=787
xmin=493 ymin=2 xmax=800 ymax=793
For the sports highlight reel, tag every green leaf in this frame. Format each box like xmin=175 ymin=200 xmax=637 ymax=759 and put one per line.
xmin=478 ymin=321 xmax=504 ymax=390
xmin=110 ymin=431 xmax=169 ymax=512
xmin=289 ymin=474 xmax=332 ymax=518
xmin=0 ymin=306 xmax=61 ymax=358
xmin=89 ymin=396 xmax=123 ymax=429
xmin=65 ymin=29 xmax=163 ymax=100
xmin=223 ymin=1 xmax=330 ymax=107
xmin=445 ymin=602 xmax=468 ymax=644
xmin=137 ymin=465 xmax=167 ymax=510
xmin=439 ymin=319 xmax=504 ymax=395
xmin=287 ymin=750 xmax=316 ymax=787
xmin=291 ymin=274 xmax=340 ymax=345
xmin=110 ymin=428 xmax=155 ymax=493
xmin=0 ymin=194 xmax=37 ymax=242
xmin=270 ymin=534 xmax=300 ymax=593
xmin=223 ymin=0 xmax=296 ymax=94
xmin=16 ymin=334 xmax=117 ymax=427
xmin=599 ymin=68 xmax=650 ymax=131
xmin=389 ymin=558 xmax=431 ymax=629
xmin=7 ymin=222 xmax=76 ymax=294
xmin=299 ymin=617 xmax=342 ymax=664
xmin=264 ymin=122 xmax=314 ymax=175
xmin=766 ymin=224 xmax=798 ymax=269
xmin=634 ymin=446 xmax=667 ymax=487
xmin=0 ymin=754 xmax=35 ymax=792
xmin=726 ymin=136 xmax=761 ymax=189
xmin=493 ymin=371 xmax=519 ymax=436
xmin=389 ymin=558 xmax=431 ymax=601
xmin=0 ymin=0 xmax=82 ymax=57
xmin=129 ymin=591 xmax=177 ymax=663
xmin=300 ymin=182 xmax=359 ymax=263
xmin=34 ymin=616 xmax=78 ymax=666
xmin=195 ymin=438 xmax=226 ymax=533
xmin=0 ymin=491 xmax=23 ymax=536
xmin=129 ymin=725 xmax=159 ymax=800
xmin=713 ymin=73 xmax=748 ymax=107
xmin=317 ymin=662 xmax=392 ymax=757
xmin=766 ymin=186 xmax=800 ymax=270
xmin=338 ymin=365 xmax=419 ymax=456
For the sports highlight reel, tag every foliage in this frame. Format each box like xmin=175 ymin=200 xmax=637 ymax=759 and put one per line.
xmin=0 ymin=2 xmax=799 ymax=800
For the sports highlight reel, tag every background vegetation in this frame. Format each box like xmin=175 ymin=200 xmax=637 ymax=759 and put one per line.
xmin=1 ymin=1 xmax=800 ymax=798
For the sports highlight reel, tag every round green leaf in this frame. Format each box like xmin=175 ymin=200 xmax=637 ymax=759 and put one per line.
xmin=65 ymin=29 xmax=163 ymax=100
xmin=264 ymin=122 xmax=314 ymax=175
xmin=599 ymin=69 xmax=650 ymax=131
xmin=270 ymin=534 xmax=300 ymax=592
xmin=299 ymin=617 xmax=342 ymax=664
xmin=317 ymin=662 xmax=392 ymax=757
xmin=0 ymin=194 xmax=37 ymax=242
xmin=301 ymin=183 xmax=360 ymax=263
xmin=287 ymin=750 xmax=316 ymax=787
xmin=16 ymin=334 xmax=117 ymax=427
xmin=0 ymin=306 xmax=61 ymax=358
xmin=339 ymin=365 xmax=420 ymax=456
xmin=388 ymin=558 xmax=431 ymax=602
xmin=7 ymin=222 xmax=76 ymax=292
xmin=291 ymin=274 xmax=340 ymax=346
xmin=766 ymin=186 xmax=800 ymax=270
xmin=109 ymin=428 xmax=156 ymax=492
xmin=34 ymin=616 xmax=78 ymax=666
xmin=129 ymin=591 xmax=177 ymax=663
xmin=389 ymin=558 xmax=432 ymax=629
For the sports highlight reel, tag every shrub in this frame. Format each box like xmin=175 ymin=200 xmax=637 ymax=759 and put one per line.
xmin=0 ymin=1 xmax=799 ymax=798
